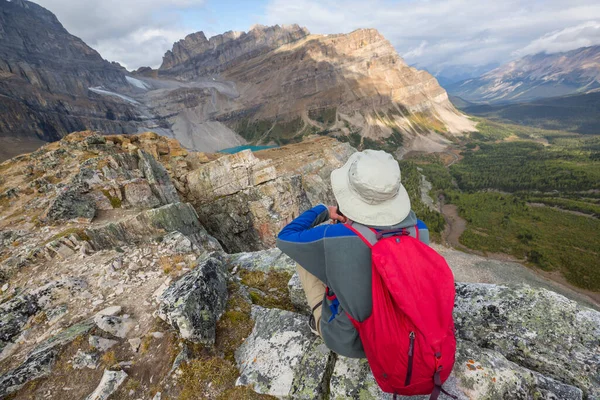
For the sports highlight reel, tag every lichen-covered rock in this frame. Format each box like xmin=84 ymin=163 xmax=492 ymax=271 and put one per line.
xmin=330 ymin=340 xmax=583 ymax=400
xmin=46 ymin=185 xmax=96 ymax=222
xmin=235 ymin=306 xmax=332 ymax=399
xmin=288 ymin=272 xmax=310 ymax=314
xmin=0 ymin=321 xmax=94 ymax=397
xmin=85 ymin=369 xmax=128 ymax=400
xmin=226 ymin=248 xmax=297 ymax=273
xmin=72 ymin=350 xmax=99 ymax=369
xmin=158 ymin=257 xmax=228 ymax=344
xmin=85 ymin=202 xmax=222 ymax=252
xmin=454 ymin=283 xmax=600 ymax=398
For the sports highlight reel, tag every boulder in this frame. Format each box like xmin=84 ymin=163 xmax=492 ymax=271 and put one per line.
xmin=158 ymin=257 xmax=228 ymax=344
xmin=46 ymin=186 xmax=96 ymax=222
xmin=88 ymin=336 xmax=118 ymax=352
xmin=235 ymin=306 xmax=332 ymax=399
xmin=85 ymin=369 xmax=128 ymax=400
xmin=94 ymin=315 xmax=134 ymax=338
xmin=72 ymin=349 xmax=99 ymax=369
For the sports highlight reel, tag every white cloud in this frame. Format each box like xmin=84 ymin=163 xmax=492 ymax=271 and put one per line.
xmin=265 ymin=0 xmax=600 ymax=74
xmin=34 ymin=0 xmax=206 ymax=69
xmin=514 ymin=21 xmax=600 ymax=57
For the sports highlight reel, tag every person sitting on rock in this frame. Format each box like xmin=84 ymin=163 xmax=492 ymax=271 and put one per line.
xmin=277 ymin=149 xmax=430 ymax=358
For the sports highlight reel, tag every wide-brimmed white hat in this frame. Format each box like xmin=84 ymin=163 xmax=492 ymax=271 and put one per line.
xmin=331 ymin=149 xmax=411 ymax=226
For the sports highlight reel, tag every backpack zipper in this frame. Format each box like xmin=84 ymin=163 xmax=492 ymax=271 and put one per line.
xmin=405 ymin=331 xmax=415 ymax=386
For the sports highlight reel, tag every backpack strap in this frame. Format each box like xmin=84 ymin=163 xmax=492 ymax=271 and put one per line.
xmin=344 ymin=222 xmax=377 ymax=247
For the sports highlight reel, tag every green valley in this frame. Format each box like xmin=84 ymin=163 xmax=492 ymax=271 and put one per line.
xmin=408 ymin=119 xmax=600 ymax=291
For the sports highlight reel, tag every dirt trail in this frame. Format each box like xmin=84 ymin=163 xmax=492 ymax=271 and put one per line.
xmin=440 ymin=203 xmax=466 ymax=249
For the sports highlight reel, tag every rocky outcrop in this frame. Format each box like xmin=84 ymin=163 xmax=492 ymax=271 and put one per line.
xmin=1 ymin=132 xmax=598 ymax=400
xmin=182 ymin=138 xmax=354 ymax=252
xmin=0 ymin=1 xmax=138 ymax=141
xmin=454 ymin=283 xmax=600 ymax=398
xmin=158 ymin=257 xmax=228 ymax=344
xmin=85 ymin=202 xmax=221 ymax=252
xmin=237 ymin=283 xmax=598 ymax=400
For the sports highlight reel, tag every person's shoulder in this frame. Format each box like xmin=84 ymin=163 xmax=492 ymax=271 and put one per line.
xmin=323 ymin=223 xmax=360 ymax=238
xmin=416 ymin=219 xmax=428 ymax=230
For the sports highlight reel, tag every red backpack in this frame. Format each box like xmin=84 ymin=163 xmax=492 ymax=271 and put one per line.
xmin=344 ymin=223 xmax=457 ymax=400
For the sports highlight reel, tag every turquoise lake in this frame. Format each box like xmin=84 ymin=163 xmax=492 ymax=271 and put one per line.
xmin=219 ymin=145 xmax=278 ymax=154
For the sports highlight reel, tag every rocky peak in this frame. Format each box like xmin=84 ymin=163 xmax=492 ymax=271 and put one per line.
xmin=159 ymin=24 xmax=310 ymax=78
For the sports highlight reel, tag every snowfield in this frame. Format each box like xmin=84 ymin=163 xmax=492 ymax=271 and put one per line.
xmin=89 ymin=87 xmax=140 ymax=105
xmin=126 ymin=76 xmax=151 ymax=90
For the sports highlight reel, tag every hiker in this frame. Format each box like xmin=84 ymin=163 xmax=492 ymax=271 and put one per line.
xmin=277 ymin=149 xmax=457 ymax=399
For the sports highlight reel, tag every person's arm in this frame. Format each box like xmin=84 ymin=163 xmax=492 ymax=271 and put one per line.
xmin=276 ymin=205 xmax=332 ymax=282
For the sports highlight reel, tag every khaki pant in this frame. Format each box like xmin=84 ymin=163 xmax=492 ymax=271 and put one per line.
xmin=297 ymin=265 xmax=326 ymax=336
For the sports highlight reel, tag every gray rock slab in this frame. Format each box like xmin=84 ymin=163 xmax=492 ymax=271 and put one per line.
xmin=85 ymin=369 xmax=128 ymax=400
xmin=226 ymin=248 xmax=297 ymax=273
xmin=0 ymin=320 xmax=94 ymax=397
xmin=235 ymin=306 xmax=331 ymax=399
xmin=94 ymin=315 xmax=134 ymax=339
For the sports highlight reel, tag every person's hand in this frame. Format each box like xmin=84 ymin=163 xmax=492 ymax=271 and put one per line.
xmin=328 ymin=206 xmax=347 ymax=224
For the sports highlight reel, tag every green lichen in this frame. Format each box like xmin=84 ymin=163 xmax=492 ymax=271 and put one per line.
xmin=102 ymin=189 xmax=122 ymax=209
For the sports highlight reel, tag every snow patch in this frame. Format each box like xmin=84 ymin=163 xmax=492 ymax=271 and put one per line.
xmin=126 ymin=76 xmax=151 ymax=90
xmin=89 ymin=87 xmax=140 ymax=105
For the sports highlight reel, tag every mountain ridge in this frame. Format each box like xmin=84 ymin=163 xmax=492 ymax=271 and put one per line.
xmin=447 ymin=45 xmax=600 ymax=104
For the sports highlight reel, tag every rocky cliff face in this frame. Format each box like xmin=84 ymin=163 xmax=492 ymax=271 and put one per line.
xmin=0 ymin=0 xmax=139 ymax=141
xmin=160 ymin=24 xmax=310 ymax=79
xmin=156 ymin=25 xmax=475 ymax=153
xmin=447 ymin=45 xmax=600 ymax=103
xmin=0 ymin=132 xmax=598 ymax=399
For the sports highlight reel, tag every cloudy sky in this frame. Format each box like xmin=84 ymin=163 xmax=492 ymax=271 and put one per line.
xmin=35 ymin=0 xmax=600 ymax=78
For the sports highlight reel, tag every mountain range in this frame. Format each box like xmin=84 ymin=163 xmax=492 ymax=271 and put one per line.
xmin=447 ymin=45 xmax=600 ymax=104
xmin=0 ymin=0 xmax=474 ymax=156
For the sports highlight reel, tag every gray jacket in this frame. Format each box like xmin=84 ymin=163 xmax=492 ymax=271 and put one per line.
xmin=277 ymin=204 xmax=429 ymax=358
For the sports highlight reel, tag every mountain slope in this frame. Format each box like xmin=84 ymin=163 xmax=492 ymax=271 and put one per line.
xmin=447 ymin=46 xmax=600 ymax=104
xmin=0 ymin=0 xmax=138 ymax=141
xmin=156 ymin=25 xmax=475 ymax=152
